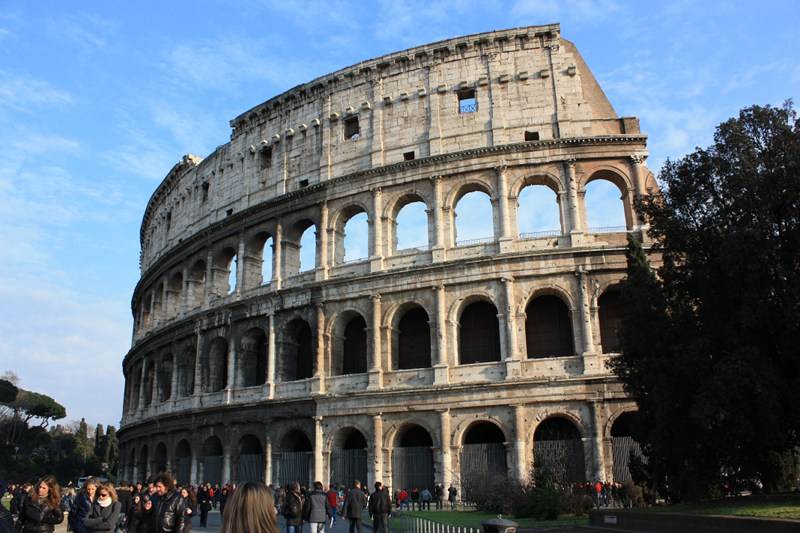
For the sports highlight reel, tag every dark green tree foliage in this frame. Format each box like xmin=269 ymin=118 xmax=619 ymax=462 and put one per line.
xmin=0 ymin=379 xmax=18 ymax=403
xmin=610 ymin=102 xmax=800 ymax=499
xmin=94 ymin=423 xmax=105 ymax=457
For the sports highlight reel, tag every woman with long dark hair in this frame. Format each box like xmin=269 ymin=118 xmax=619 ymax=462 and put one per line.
xmin=220 ymin=482 xmax=278 ymax=533
xmin=17 ymin=475 xmax=64 ymax=533
xmin=180 ymin=486 xmax=197 ymax=532
xmin=69 ymin=478 xmax=98 ymax=533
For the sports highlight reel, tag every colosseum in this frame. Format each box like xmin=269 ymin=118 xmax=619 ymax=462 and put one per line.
xmin=118 ymin=23 xmax=656 ymax=494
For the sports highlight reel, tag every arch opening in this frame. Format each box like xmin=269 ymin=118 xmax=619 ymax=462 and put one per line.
xmin=338 ymin=209 xmax=369 ymax=264
xmin=393 ymin=424 xmax=434 ymax=492
xmin=517 ymin=184 xmax=561 ymax=238
xmin=461 ymin=422 xmax=508 ymax=503
xmin=153 ymin=442 xmax=168 ymax=475
xmin=331 ymin=428 xmax=368 ymax=489
xmin=525 ymin=295 xmax=574 ymax=358
xmin=187 ymin=259 xmax=206 ymax=309
xmin=454 ymin=190 xmax=494 ymax=245
xmin=585 ymin=178 xmax=627 ymax=232
xmin=157 ymin=355 xmax=173 ymax=402
xmin=275 ymin=429 xmax=312 ymax=487
xmin=533 ymin=417 xmax=585 ymax=485
xmin=611 ymin=412 xmax=646 ymax=483
xmin=396 ymin=306 xmax=431 ymax=370
xmin=238 ymin=328 xmax=268 ymax=388
xmin=281 ymin=319 xmax=313 ymax=381
xmin=238 ymin=434 xmax=265 ymax=483
xmin=201 ymin=436 xmax=223 ymax=485
xmin=203 ymin=337 xmax=228 ymax=393
xmin=177 ymin=348 xmax=195 ymax=398
xmin=458 ymin=301 xmax=501 ymax=364
xmin=395 ymin=200 xmax=428 ymax=252
xmin=599 ymin=289 xmax=622 ymax=353
xmin=175 ymin=440 xmax=192 ymax=485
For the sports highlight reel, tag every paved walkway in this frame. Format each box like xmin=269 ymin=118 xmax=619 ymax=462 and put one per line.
xmin=192 ymin=509 xmax=372 ymax=533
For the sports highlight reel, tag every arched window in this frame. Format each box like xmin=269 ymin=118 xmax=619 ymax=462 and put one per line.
xmin=153 ymin=442 xmax=168 ymax=473
xmin=459 ymin=301 xmax=501 ymax=364
xmin=167 ymin=272 xmax=183 ymax=317
xmin=237 ymin=435 xmax=264 ymax=483
xmin=282 ymin=319 xmax=313 ymax=381
xmin=299 ymin=226 xmax=316 ymax=272
xmin=213 ymin=247 xmax=237 ymax=295
xmin=203 ymin=337 xmax=228 ymax=392
xmin=461 ymin=422 xmax=507 ymax=499
xmin=342 ymin=315 xmax=367 ymax=375
xmin=284 ymin=219 xmax=317 ymax=276
xmin=276 ymin=430 xmax=312 ymax=487
xmin=143 ymin=363 xmax=155 ymax=406
xmin=455 ymin=190 xmax=493 ymax=245
xmin=517 ymin=184 xmax=561 ymax=238
xmin=175 ymin=440 xmax=192 ymax=485
xmin=393 ymin=425 xmax=434 ymax=492
xmin=187 ymin=259 xmax=206 ymax=309
xmin=585 ymin=179 xmax=627 ymax=232
xmin=227 ymin=255 xmax=237 ymax=293
xmin=396 ymin=306 xmax=431 ymax=369
xmin=202 ymin=436 xmax=224 ymax=485
xmin=610 ymin=412 xmax=646 ymax=482
xmin=262 ymin=236 xmax=273 ymax=283
xmin=395 ymin=201 xmax=428 ymax=251
xmin=157 ymin=355 xmax=173 ymax=402
xmin=331 ymin=428 xmax=368 ymax=488
xmin=533 ymin=417 xmax=585 ymax=484
xmin=177 ymin=348 xmax=195 ymax=397
xmin=336 ymin=211 xmax=369 ymax=263
xmin=599 ymin=290 xmax=623 ymax=353
xmin=525 ymin=295 xmax=574 ymax=358
xmin=238 ymin=328 xmax=267 ymax=387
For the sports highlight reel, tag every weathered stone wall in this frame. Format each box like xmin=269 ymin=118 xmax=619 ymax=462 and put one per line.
xmin=119 ymin=24 xmax=656 ymax=491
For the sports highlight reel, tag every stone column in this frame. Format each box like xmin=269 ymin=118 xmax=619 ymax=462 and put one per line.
xmin=370 ymin=187 xmax=384 ymax=271
xmin=190 ymin=450 xmax=198 ymax=486
xmin=513 ymin=405 xmax=528 ymax=483
xmin=590 ymin=401 xmax=607 ymax=481
xmin=314 ymin=416 xmax=324 ymax=485
xmin=204 ymin=250 xmax=214 ymax=305
xmin=316 ymin=203 xmax=329 ymax=281
xmin=222 ymin=442 xmax=232 ymax=484
xmin=496 ymin=166 xmax=514 ymax=252
xmin=170 ymin=354 xmax=179 ymax=402
xmin=314 ymin=304 xmax=326 ymax=394
xmin=267 ymin=313 xmax=276 ymax=399
xmin=236 ymin=235 xmax=246 ymax=294
xmin=272 ymin=222 xmax=283 ymax=290
xmin=226 ymin=334 xmax=237 ymax=398
xmin=629 ymin=154 xmax=647 ymax=230
xmin=161 ymin=281 xmax=169 ymax=323
xmin=264 ymin=436 xmax=273 ymax=485
xmin=433 ymin=285 xmax=449 ymax=385
xmin=368 ymin=295 xmax=383 ymax=389
xmin=193 ymin=326 xmax=204 ymax=397
xmin=439 ymin=410 xmax=452 ymax=490
xmin=576 ymin=267 xmax=594 ymax=355
xmin=372 ymin=414 xmax=384 ymax=485
xmin=149 ymin=292 xmax=157 ymax=328
xmin=181 ymin=266 xmax=189 ymax=316
xmin=151 ymin=359 xmax=159 ymax=406
xmin=502 ymin=277 xmax=521 ymax=379
xmin=431 ymin=176 xmax=446 ymax=262
xmin=565 ymin=159 xmax=583 ymax=243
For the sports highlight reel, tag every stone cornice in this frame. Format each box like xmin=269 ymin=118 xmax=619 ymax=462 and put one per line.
xmin=134 ymin=133 xmax=648 ymax=310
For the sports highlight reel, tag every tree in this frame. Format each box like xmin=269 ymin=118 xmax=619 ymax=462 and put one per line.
xmin=0 ymin=379 xmax=18 ymax=404
xmin=13 ymin=390 xmax=67 ymax=427
xmin=94 ymin=423 xmax=105 ymax=458
xmin=610 ymin=102 xmax=800 ymax=500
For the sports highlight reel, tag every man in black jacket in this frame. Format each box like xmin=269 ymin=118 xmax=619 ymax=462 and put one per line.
xmin=282 ymin=482 xmax=304 ymax=533
xmin=368 ymin=482 xmax=391 ymax=533
xmin=343 ymin=480 xmax=367 ymax=533
xmin=149 ymin=473 xmax=186 ymax=533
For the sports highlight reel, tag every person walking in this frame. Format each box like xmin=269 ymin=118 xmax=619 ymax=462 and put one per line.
xmin=434 ymin=484 xmax=443 ymax=510
xmin=367 ymin=482 xmax=390 ymax=533
xmin=326 ymin=484 xmax=339 ymax=527
xmin=84 ymin=482 xmax=122 ymax=533
xmin=219 ymin=481 xmax=278 ymax=533
xmin=420 ymin=488 xmax=432 ymax=511
xmin=16 ymin=476 xmax=64 ymax=533
xmin=180 ymin=487 xmax=196 ymax=532
xmin=302 ymin=482 xmax=330 ymax=533
xmin=149 ymin=473 xmax=186 ymax=533
xmin=197 ymin=484 xmax=211 ymax=528
xmin=342 ymin=480 xmax=367 ymax=533
xmin=69 ymin=478 xmax=98 ymax=533
xmin=447 ymin=486 xmax=457 ymax=511
xmin=281 ymin=482 xmax=304 ymax=533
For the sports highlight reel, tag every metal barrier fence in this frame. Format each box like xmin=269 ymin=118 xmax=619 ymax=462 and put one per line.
xmin=390 ymin=514 xmax=481 ymax=533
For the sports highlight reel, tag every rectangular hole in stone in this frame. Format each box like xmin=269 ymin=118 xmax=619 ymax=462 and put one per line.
xmin=458 ymin=89 xmax=477 ymax=113
xmin=403 ymin=151 xmax=415 ymax=161
xmin=524 ymin=130 xmax=540 ymax=141
xmin=299 ymin=179 xmax=309 ymax=188
xmin=344 ymin=116 xmax=360 ymax=140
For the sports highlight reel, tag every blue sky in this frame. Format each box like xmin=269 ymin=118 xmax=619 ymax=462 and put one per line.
xmin=0 ymin=0 xmax=797 ymax=428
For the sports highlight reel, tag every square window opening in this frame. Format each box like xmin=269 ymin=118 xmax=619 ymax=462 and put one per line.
xmin=226 ymin=208 xmax=233 ymax=217
xmin=524 ymin=130 xmax=540 ymax=141
xmin=403 ymin=151 xmax=415 ymax=161
xmin=458 ymin=89 xmax=477 ymax=113
xmin=259 ymin=147 xmax=272 ymax=169
xmin=344 ymin=116 xmax=360 ymax=140
xmin=299 ymin=179 xmax=309 ymax=188
xmin=201 ymin=182 xmax=209 ymax=202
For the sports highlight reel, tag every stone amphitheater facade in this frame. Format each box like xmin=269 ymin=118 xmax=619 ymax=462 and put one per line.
xmin=118 ymin=24 xmax=656 ymax=492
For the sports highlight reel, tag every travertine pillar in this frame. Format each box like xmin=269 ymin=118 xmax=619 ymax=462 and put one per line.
xmin=190 ymin=451 xmax=198 ymax=485
xmin=151 ymin=359 xmax=159 ymax=406
xmin=161 ymin=281 xmax=169 ymax=323
xmin=629 ymin=154 xmax=647 ymax=230
xmin=433 ymin=285 xmax=449 ymax=385
xmin=193 ymin=326 xmax=204 ymax=396
xmin=565 ymin=159 xmax=583 ymax=240
xmin=149 ymin=292 xmax=157 ymax=327
xmin=316 ymin=203 xmax=329 ymax=281
xmin=502 ymin=277 xmax=522 ymax=379
xmin=181 ymin=266 xmax=189 ymax=316
xmin=236 ymin=236 xmax=245 ymax=294
xmin=222 ymin=443 xmax=232 ymax=484
xmin=314 ymin=416 xmax=324 ymax=484
xmin=372 ymin=414 xmax=384 ymax=485
xmin=439 ymin=410 xmax=452 ymax=490
xmin=314 ymin=304 xmax=326 ymax=393
xmin=370 ymin=187 xmax=384 ymax=271
xmin=272 ymin=222 xmax=282 ymax=290
xmin=170 ymin=355 xmax=178 ymax=401
xmin=226 ymin=334 xmax=236 ymax=393
xmin=267 ymin=313 xmax=276 ymax=399
xmin=576 ymin=268 xmax=594 ymax=356
xmin=431 ymin=176 xmax=446 ymax=262
xmin=590 ymin=401 xmax=607 ymax=481
xmin=264 ymin=436 xmax=272 ymax=485
xmin=368 ymin=295 xmax=383 ymax=389
xmin=513 ymin=405 xmax=528 ymax=482
xmin=204 ymin=250 xmax=214 ymax=304
xmin=496 ymin=166 xmax=514 ymax=252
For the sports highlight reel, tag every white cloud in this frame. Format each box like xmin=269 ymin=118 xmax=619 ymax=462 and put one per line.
xmin=45 ymin=14 xmax=114 ymax=51
xmin=0 ymin=71 xmax=74 ymax=112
